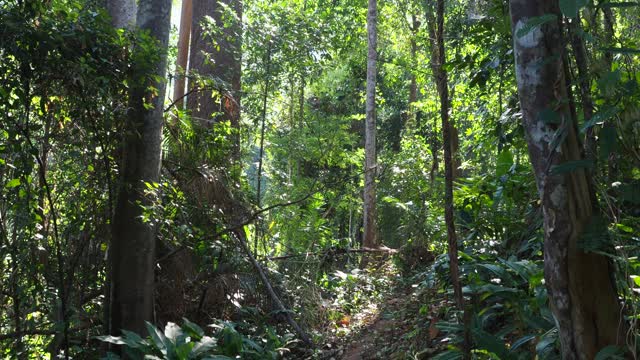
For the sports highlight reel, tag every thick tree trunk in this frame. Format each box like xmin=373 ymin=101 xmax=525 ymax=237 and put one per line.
xmin=109 ymin=0 xmax=171 ymax=337
xmin=363 ymin=0 xmax=378 ymax=249
xmin=188 ymin=0 xmax=242 ymax=159
xmin=509 ymin=1 xmax=624 ymax=358
xmin=173 ymin=0 xmax=193 ymax=110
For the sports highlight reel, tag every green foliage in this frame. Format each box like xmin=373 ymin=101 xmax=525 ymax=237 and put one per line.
xmin=98 ymin=319 xmax=290 ymax=360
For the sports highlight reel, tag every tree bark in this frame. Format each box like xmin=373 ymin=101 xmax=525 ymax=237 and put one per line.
xmin=363 ymin=0 xmax=378 ymax=249
xmin=509 ymin=1 xmax=624 ymax=358
xmin=106 ymin=0 xmax=136 ymax=30
xmin=173 ymin=0 xmax=193 ymax=110
xmin=109 ymin=0 xmax=171 ymax=337
xmin=188 ymin=0 xmax=242 ymax=160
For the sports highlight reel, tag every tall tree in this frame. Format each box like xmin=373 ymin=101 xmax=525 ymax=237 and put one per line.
xmin=363 ymin=0 xmax=379 ymax=248
xmin=509 ymin=0 xmax=624 ymax=357
xmin=425 ymin=0 xmax=469 ymax=356
xmin=188 ymin=0 xmax=242 ymax=160
xmin=109 ymin=0 xmax=172 ymax=337
xmin=173 ymin=0 xmax=193 ymax=110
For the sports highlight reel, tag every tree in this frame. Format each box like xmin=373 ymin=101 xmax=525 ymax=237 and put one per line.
xmin=188 ymin=0 xmax=242 ymax=160
xmin=363 ymin=0 xmax=379 ymax=249
xmin=109 ymin=0 xmax=172 ymax=337
xmin=173 ymin=0 xmax=193 ymax=110
xmin=425 ymin=0 xmax=469 ymax=356
xmin=509 ymin=0 xmax=625 ymax=357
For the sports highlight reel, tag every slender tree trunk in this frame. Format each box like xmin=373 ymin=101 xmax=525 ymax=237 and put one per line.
xmin=363 ymin=0 xmax=378 ymax=249
xmin=106 ymin=0 xmax=136 ymax=30
xmin=409 ymin=15 xmax=418 ymax=105
xmin=188 ymin=0 xmax=242 ymax=160
xmin=255 ymin=42 xmax=271 ymax=256
xmin=602 ymin=7 xmax=618 ymax=182
xmin=509 ymin=1 xmax=624 ymax=358
xmin=109 ymin=0 xmax=171 ymax=337
xmin=426 ymin=0 xmax=469 ymax=356
xmin=173 ymin=0 xmax=193 ymax=110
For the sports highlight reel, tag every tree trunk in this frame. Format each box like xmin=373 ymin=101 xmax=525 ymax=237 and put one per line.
xmin=109 ymin=0 xmax=171 ymax=337
xmin=409 ymin=15 xmax=418 ymax=105
xmin=568 ymin=17 xmax=595 ymax=161
xmin=106 ymin=0 xmax=136 ymax=30
xmin=363 ymin=0 xmax=378 ymax=249
xmin=509 ymin=1 xmax=624 ymax=358
xmin=188 ymin=0 xmax=242 ymax=160
xmin=426 ymin=0 xmax=469 ymax=356
xmin=173 ymin=0 xmax=193 ymax=110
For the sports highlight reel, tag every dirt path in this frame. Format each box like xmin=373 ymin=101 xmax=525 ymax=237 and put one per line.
xmin=338 ymin=291 xmax=433 ymax=360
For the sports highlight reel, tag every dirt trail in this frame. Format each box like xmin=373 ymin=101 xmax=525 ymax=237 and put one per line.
xmin=337 ymin=289 xmax=437 ymax=360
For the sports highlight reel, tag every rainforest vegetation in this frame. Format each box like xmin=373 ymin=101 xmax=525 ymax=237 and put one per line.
xmin=1 ymin=0 xmax=640 ymax=358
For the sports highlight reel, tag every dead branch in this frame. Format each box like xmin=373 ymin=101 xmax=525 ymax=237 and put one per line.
xmin=230 ymin=229 xmax=314 ymax=347
xmin=264 ymin=246 xmax=398 ymax=261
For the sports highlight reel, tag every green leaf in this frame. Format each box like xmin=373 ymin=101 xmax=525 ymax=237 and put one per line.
xmin=95 ymin=335 xmax=127 ymax=345
xmin=192 ymin=336 xmax=217 ymax=355
xmin=182 ymin=318 xmax=205 ymax=338
xmin=145 ymin=321 xmax=168 ymax=352
xmin=536 ymin=330 xmax=558 ymax=357
xmin=595 ymin=345 xmax=626 ymax=360
xmin=430 ymin=350 xmax=463 ymax=360
xmin=580 ymin=107 xmax=618 ymax=133
xmin=560 ymin=0 xmax=587 ymax=17
xmin=550 ymin=160 xmax=594 ymax=175
xmin=599 ymin=126 xmax=618 ymax=161
xmin=597 ymin=1 xmax=640 ymax=8
xmin=601 ymin=47 xmax=640 ymax=54
xmin=496 ymin=149 xmax=514 ymax=178
xmin=5 ymin=178 xmax=20 ymax=188
xmin=516 ymin=14 xmax=557 ymax=38
xmin=471 ymin=327 xmax=512 ymax=359
xmin=101 ymin=352 xmax=121 ymax=360
xmin=510 ymin=334 xmax=536 ymax=351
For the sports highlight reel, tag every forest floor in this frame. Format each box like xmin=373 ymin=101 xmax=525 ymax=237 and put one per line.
xmin=310 ymin=259 xmax=452 ymax=360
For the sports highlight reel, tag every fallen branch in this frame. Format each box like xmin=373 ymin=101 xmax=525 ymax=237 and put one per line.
xmin=265 ymin=246 xmax=398 ymax=261
xmin=230 ymin=228 xmax=314 ymax=347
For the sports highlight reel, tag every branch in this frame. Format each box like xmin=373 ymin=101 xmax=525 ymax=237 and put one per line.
xmin=212 ymin=180 xmax=319 ymax=239
xmin=264 ymin=247 xmax=398 ymax=261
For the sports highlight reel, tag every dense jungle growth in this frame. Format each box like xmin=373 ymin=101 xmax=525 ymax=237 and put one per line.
xmin=1 ymin=0 xmax=639 ymax=358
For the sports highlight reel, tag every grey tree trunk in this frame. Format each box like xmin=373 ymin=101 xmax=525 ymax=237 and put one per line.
xmin=363 ymin=0 xmax=378 ymax=249
xmin=509 ymin=1 xmax=624 ymax=358
xmin=173 ymin=0 xmax=193 ymax=110
xmin=188 ymin=0 xmax=242 ymax=160
xmin=106 ymin=0 xmax=136 ymax=30
xmin=109 ymin=0 xmax=172 ymax=337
